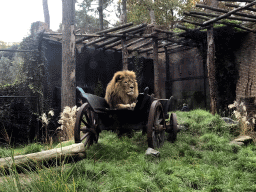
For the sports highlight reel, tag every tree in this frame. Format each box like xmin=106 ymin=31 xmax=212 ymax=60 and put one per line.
xmin=62 ymin=0 xmax=76 ymax=110
xmin=75 ymin=0 xmax=113 ymax=33
xmin=127 ymin=0 xmax=183 ymax=27
xmin=42 ymin=0 xmax=50 ymax=29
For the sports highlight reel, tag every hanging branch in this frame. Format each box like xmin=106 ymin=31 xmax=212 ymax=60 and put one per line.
xmin=202 ymin=1 xmax=256 ymax=26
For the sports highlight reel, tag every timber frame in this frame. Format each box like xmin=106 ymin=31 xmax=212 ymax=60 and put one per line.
xmin=1 ymin=0 xmax=255 ymax=108
xmin=43 ymin=22 xmax=195 ymax=99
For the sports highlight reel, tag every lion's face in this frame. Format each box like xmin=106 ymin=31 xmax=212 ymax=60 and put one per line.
xmin=120 ymin=77 xmax=136 ymax=96
xmin=105 ymin=70 xmax=139 ymax=108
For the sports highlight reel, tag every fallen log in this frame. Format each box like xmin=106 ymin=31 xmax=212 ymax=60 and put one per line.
xmin=0 ymin=143 xmax=85 ymax=170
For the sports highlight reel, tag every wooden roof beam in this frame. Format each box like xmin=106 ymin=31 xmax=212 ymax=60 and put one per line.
xmin=201 ymin=1 xmax=256 ymax=26
xmin=129 ymin=40 xmax=152 ymax=52
xmin=225 ymin=3 xmax=256 ymax=12
xmin=181 ymin=19 xmax=204 ymax=27
xmin=83 ymin=23 xmax=147 ymax=45
xmin=103 ymin=40 xmax=122 ymax=50
xmin=196 ymin=3 xmax=256 ymax=20
xmin=76 ymin=22 xmax=133 ymax=44
xmin=188 ymin=11 xmax=256 ymax=22
xmin=218 ymin=0 xmax=253 ymax=2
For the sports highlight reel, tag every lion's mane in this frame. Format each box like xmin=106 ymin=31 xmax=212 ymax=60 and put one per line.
xmin=105 ymin=70 xmax=139 ymax=109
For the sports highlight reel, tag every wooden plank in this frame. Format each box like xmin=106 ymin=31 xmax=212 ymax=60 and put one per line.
xmin=0 ymin=143 xmax=85 ymax=169
xmin=202 ymin=1 xmax=256 ymax=26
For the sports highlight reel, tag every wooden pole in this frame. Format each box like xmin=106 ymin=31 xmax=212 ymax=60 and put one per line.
xmin=165 ymin=46 xmax=171 ymax=99
xmin=153 ymin=37 xmax=160 ymax=98
xmin=62 ymin=0 xmax=76 ymax=111
xmin=0 ymin=143 xmax=85 ymax=169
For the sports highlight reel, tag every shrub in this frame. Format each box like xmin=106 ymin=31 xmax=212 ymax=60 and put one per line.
xmin=57 ymin=106 xmax=80 ymax=141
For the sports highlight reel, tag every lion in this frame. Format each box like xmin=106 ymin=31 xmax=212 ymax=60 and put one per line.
xmin=105 ymin=70 xmax=139 ymax=110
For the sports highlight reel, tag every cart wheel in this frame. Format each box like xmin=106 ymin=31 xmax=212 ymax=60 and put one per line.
xmin=74 ymin=102 xmax=99 ymax=148
xmin=147 ymin=100 xmax=166 ymax=149
xmin=167 ymin=113 xmax=178 ymax=142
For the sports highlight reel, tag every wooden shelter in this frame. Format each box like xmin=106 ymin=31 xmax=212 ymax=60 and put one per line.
xmin=2 ymin=0 xmax=254 ymax=113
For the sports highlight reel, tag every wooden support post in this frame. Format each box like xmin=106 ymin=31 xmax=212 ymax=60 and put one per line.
xmin=121 ymin=36 xmax=128 ymax=70
xmin=165 ymin=46 xmax=171 ymax=99
xmin=207 ymin=0 xmax=218 ymax=114
xmin=153 ymin=37 xmax=161 ymax=98
xmin=62 ymin=0 xmax=76 ymax=111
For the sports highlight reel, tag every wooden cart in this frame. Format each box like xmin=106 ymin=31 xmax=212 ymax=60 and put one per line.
xmin=74 ymin=87 xmax=178 ymax=149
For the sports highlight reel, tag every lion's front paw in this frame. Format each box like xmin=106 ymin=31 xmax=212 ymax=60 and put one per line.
xmin=130 ymin=102 xmax=136 ymax=109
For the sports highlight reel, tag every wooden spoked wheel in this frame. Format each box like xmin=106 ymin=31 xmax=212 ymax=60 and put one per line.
xmin=147 ymin=100 xmax=166 ymax=149
xmin=74 ymin=102 xmax=99 ymax=148
xmin=167 ymin=113 xmax=178 ymax=142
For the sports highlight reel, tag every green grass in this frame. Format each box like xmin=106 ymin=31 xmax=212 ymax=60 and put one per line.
xmin=1 ymin=109 xmax=256 ymax=191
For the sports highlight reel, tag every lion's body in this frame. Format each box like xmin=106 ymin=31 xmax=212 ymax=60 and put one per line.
xmin=105 ymin=70 xmax=139 ymax=109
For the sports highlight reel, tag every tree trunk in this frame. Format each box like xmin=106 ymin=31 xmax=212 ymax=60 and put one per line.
xmin=121 ymin=37 xmax=128 ymax=70
xmin=207 ymin=0 xmax=218 ymax=115
xmin=42 ymin=0 xmax=50 ymax=29
xmin=98 ymin=0 xmax=103 ymax=30
xmin=122 ymin=0 xmax=127 ymax=23
xmin=0 ymin=143 xmax=85 ymax=169
xmin=62 ymin=0 xmax=76 ymax=111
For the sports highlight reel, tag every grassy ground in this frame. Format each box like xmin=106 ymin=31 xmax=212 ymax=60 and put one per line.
xmin=1 ymin=109 xmax=256 ymax=191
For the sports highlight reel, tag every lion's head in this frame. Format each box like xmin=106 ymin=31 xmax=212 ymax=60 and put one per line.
xmin=105 ymin=70 xmax=139 ymax=109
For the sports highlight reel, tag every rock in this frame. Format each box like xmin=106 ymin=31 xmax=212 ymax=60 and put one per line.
xmin=234 ymin=135 xmax=253 ymax=145
xmin=177 ymin=124 xmax=188 ymax=132
xmin=221 ymin=117 xmax=238 ymax=125
xmin=229 ymin=141 xmax=244 ymax=146
xmin=229 ymin=135 xmax=253 ymax=146
xmin=145 ymin=147 xmax=160 ymax=157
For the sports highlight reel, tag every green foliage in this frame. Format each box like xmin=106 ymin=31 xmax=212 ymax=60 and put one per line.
xmin=75 ymin=0 xmax=113 ymax=33
xmin=173 ymin=109 xmax=230 ymax=135
xmin=127 ymin=0 xmax=200 ymax=28
xmin=23 ymin=143 xmax=43 ymax=155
